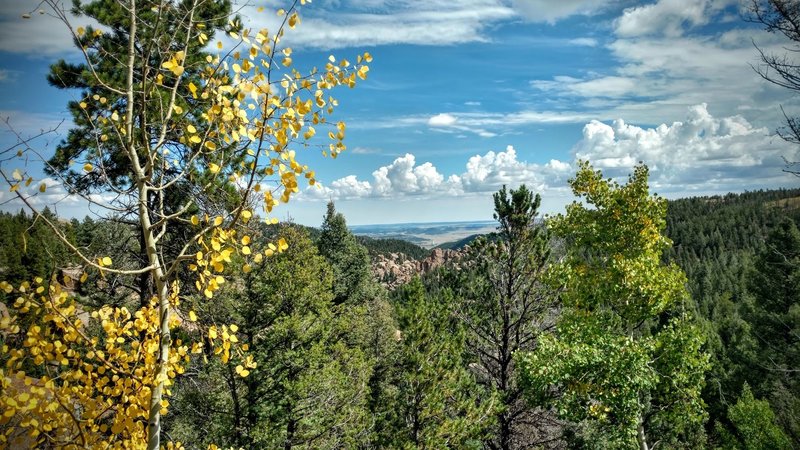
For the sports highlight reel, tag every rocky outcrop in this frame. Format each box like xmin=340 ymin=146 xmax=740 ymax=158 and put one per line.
xmin=372 ymin=247 xmax=467 ymax=289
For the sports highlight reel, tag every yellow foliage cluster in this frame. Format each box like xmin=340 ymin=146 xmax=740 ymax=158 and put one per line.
xmin=0 ymin=279 xmax=192 ymax=447
xmin=1 ymin=1 xmax=371 ymax=447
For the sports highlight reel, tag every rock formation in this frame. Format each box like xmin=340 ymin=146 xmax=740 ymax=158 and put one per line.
xmin=372 ymin=247 xmax=466 ymax=289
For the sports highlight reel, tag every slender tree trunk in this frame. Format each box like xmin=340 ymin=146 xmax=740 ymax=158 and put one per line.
xmin=244 ymin=331 xmax=257 ymax=449
xmin=137 ymin=220 xmax=153 ymax=308
xmin=637 ymin=422 xmax=649 ymax=450
xmin=226 ymin=363 xmax=243 ymax=442
xmin=285 ymin=416 xmax=296 ymax=450
xmin=117 ymin=1 xmax=172 ymax=448
xmin=146 ymin=267 xmax=170 ymax=450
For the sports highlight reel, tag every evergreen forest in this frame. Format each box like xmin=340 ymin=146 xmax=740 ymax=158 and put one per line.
xmin=2 ymin=181 xmax=800 ymax=449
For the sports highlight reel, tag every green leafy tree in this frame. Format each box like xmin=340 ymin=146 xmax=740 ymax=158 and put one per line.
xmin=518 ymin=162 xmax=709 ymax=449
xmin=450 ymin=185 xmax=560 ymax=450
xmin=715 ymin=383 xmax=792 ymax=450
xmin=378 ymin=278 xmax=496 ymax=448
xmin=727 ymin=383 xmax=792 ymax=450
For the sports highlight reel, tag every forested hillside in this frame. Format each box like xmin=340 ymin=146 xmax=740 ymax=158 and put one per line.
xmin=664 ymin=188 xmax=800 ymax=447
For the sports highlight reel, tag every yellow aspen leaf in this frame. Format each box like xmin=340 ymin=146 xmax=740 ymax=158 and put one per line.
xmin=241 ymin=236 xmax=251 ymax=245
xmin=242 ymin=264 xmax=252 ymax=273
xmin=101 ymin=256 xmax=112 ymax=266
xmin=204 ymin=289 xmax=213 ymax=299
xmin=288 ymin=12 xmax=298 ymax=28
xmin=242 ymin=210 xmax=252 ymax=222
xmin=190 ymin=215 xmax=199 ymax=225
xmin=230 ymin=324 xmax=238 ymax=332
xmin=213 ymin=216 xmax=224 ymax=226
xmin=190 ymin=135 xmax=202 ymax=144
xmin=24 ymin=177 xmax=32 ymax=187
xmin=241 ymin=246 xmax=251 ymax=255
xmin=173 ymin=104 xmax=184 ymax=114
xmin=39 ymin=183 xmax=46 ymax=193
xmin=357 ymin=65 xmax=370 ymax=80
xmin=111 ymin=111 xmax=119 ymax=121
xmin=278 ymin=238 xmax=289 ymax=252
xmin=12 ymin=169 xmax=22 ymax=181
xmin=205 ymin=141 xmax=217 ymax=151
xmin=79 ymin=101 xmax=87 ymax=109
xmin=188 ymin=311 xmax=197 ymax=321
xmin=84 ymin=163 xmax=94 ymax=172
xmin=188 ymin=82 xmax=198 ymax=99
xmin=282 ymin=57 xmax=292 ymax=67
xmin=187 ymin=124 xmax=197 ymax=134
xmin=209 ymin=163 xmax=220 ymax=174
xmin=76 ymin=26 xmax=85 ymax=36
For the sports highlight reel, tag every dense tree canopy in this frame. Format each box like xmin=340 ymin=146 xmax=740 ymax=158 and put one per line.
xmin=518 ymin=162 xmax=709 ymax=449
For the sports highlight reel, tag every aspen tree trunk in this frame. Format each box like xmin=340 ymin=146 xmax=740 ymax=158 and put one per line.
xmin=637 ymin=422 xmax=649 ymax=450
xmin=117 ymin=1 xmax=172 ymax=447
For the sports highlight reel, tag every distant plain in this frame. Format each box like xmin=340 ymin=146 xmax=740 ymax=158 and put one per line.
xmin=349 ymin=221 xmax=497 ymax=248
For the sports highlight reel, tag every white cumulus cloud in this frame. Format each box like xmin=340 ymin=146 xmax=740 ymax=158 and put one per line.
xmin=572 ymin=103 xmax=797 ymax=191
xmin=462 ymin=145 xmax=542 ymax=192
xmin=330 ymin=175 xmax=372 ymax=198
xmin=614 ymin=0 xmax=722 ymax=38
xmin=428 ymin=113 xmax=458 ymax=127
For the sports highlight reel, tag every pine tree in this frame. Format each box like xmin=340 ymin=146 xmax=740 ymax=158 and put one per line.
xmin=450 ymin=185 xmax=560 ymax=449
xmin=168 ymin=226 xmax=372 ymax=449
xmin=317 ymin=201 xmax=371 ymax=304
xmin=379 ymin=278 xmax=496 ymax=448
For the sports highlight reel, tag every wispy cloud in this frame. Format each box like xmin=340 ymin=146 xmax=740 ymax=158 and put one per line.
xmin=354 ymin=110 xmax=597 ymax=136
xmin=243 ymin=0 xmax=518 ymax=50
xmin=526 ymin=0 xmax=794 ymax=127
xmin=510 ymin=0 xmax=615 ymax=23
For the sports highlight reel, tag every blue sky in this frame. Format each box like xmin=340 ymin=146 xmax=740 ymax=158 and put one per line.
xmin=1 ymin=0 xmax=799 ymax=226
